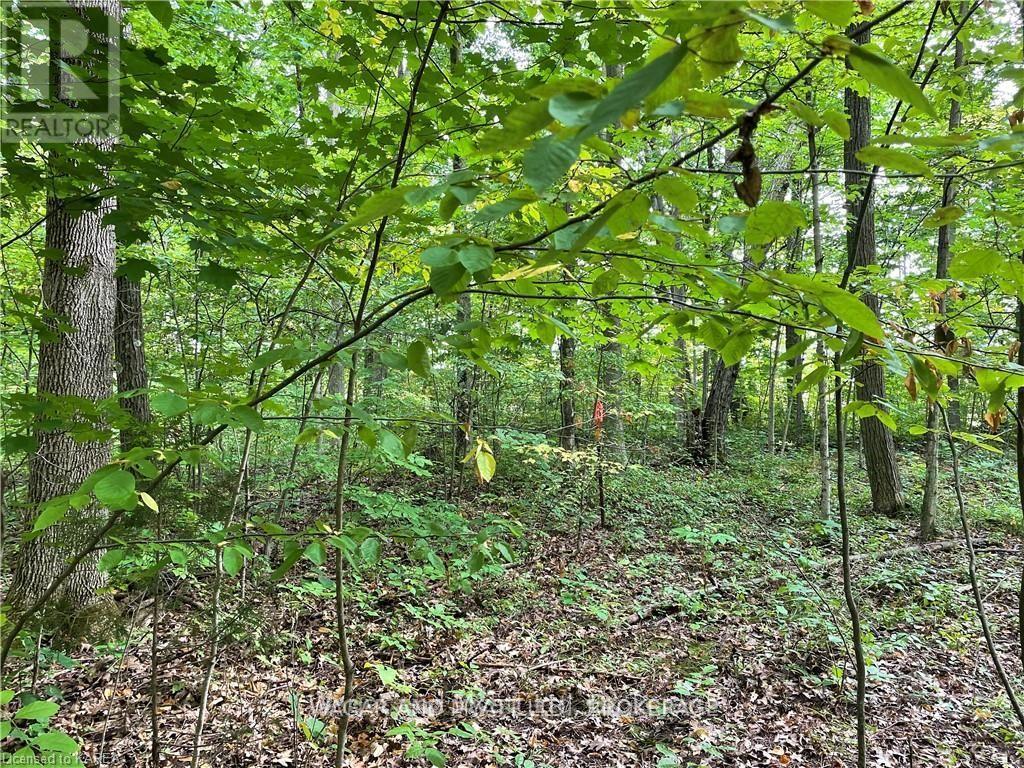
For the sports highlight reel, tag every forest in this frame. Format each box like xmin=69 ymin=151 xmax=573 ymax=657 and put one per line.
xmin=2 ymin=0 xmax=1024 ymax=765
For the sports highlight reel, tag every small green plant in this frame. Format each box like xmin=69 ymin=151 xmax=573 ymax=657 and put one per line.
xmin=1 ymin=691 xmax=83 ymax=766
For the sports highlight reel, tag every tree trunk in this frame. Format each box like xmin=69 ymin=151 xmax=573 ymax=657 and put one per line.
xmin=598 ymin=314 xmax=627 ymax=464
xmin=922 ymin=8 xmax=965 ymax=540
xmin=13 ymin=193 xmax=116 ymax=615
xmin=10 ymin=0 xmax=121 ymax=622
xmin=558 ymin=335 xmax=576 ymax=450
xmin=453 ymin=292 xmax=473 ymax=464
xmin=695 ymin=358 xmax=738 ymax=466
xmin=810 ymin=125 xmax=830 ymax=520
xmin=115 ymin=274 xmax=151 ymax=451
xmin=767 ymin=329 xmax=780 ymax=454
xmin=845 ymin=23 xmax=906 ymax=517
xmin=669 ymin=286 xmax=693 ymax=454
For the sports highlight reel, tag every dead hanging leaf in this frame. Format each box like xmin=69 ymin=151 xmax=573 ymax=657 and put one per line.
xmin=728 ymin=112 xmax=761 ymax=206
xmin=945 ymin=338 xmax=959 ymax=355
xmin=984 ymin=408 xmax=1005 ymax=432
xmin=1010 ymin=109 xmax=1024 ymax=128
xmin=961 ymin=337 xmax=973 ymax=356
xmin=857 ymin=0 xmax=876 ymax=14
xmin=1009 ymin=340 xmax=1021 ymax=361
xmin=904 ymin=370 xmax=918 ymax=401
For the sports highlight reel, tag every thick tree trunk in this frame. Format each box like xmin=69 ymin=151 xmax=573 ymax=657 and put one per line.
xmin=922 ymin=10 xmax=965 ymax=540
xmin=12 ymin=199 xmax=116 ymax=618
xmin=695 ymin=358 xmax=738 ymax=466
xmin=10 ymin=0 xmax=121 ymax=621
xmin=115 ymin=274 xmax=151 ymax=450
xmin=845 ymin=24 xmax=906 ymax=517
xmin=558 ymin=335 xmax=576 ymax=450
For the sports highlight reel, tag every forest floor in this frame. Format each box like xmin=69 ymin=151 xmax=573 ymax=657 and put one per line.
xmin=40 ymin=433 xmax=1024 ymax=767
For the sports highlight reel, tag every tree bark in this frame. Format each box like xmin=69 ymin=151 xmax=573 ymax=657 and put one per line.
xmin=845 ymin=23 xmax=906 ymax=517
xmin=695 ymin=358 xmax=738 ymax=466
xmin=115 ymin=274 xmax=151 ymax=450
xmin=10 ymin=0 xmax=121 ymax=621
xmin=558 ymin=335 xmax=576 ymax=451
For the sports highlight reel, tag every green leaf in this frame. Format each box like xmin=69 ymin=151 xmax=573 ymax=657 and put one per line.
xmin=152 ymin=391 xmax=188 ymax=417
xmin=15 ymin=700 xmax=59 ymax=721
xmin=698 ymin=15 xmax=743 ymax=79
xmin=924 ymin=205 xmax=965 ymax=228
xmin=197 ymin=262 xmax=239 ymax=291
xmin=35 ymin=731 xmax=80 ymax=753
xmin=474 ymin=192 xmax=536 ymax=223
xmin=429 ymin=262 xmax=469 ymax=296
xmin=230 ymin=405 xmax=264 ymax=432
xmin=99 ymin=548 xmax=126 ymax=571
xmin=439 ymin=192 xmax=460 ymax=222
xmin=94 ymin=470 xmax=137 ymax=509
xmin=821 ymin=109 xmax=850 ymax=140
xmin=420 ymin=246 xmax=459 ymax=268
xmin=468 ymin=549 xmax=485 ymax=573
xmin=347 ymin=186 xmax=418 ymax=228
xmin=33 ymin=497 xmax=69 ymax=532
xmin=475 ymin=450 xmax=496 ymax=483
xmin=848 ymin=45 xmax=935 ymax=118
xmin=592 ymin=268 xmax=620 ymax=295
xmin=744 ymin=201 xmax=806 ymax=245
xmin=580 ymin=45 xmax=687 ymax=140
xmin=787 ymin=100 xmax=824 ymax=127
xmin=424 ymin=747 xmax=447 ymax=767
xmin=739 ymin=8 xmax=794 ymax=33
xmin=380 ymin=350 xmax=408 ymax=370
xmin=360 ymin=537 xmax=381 ymax=565
xmin=271 ymin=544 xmax=304 ymax=580
xmin=457 ymin=244 xmax=494 ymax=273
xmin=548 ymin=92 xmax=599 ymax=127
xmin=718 ymin=214 xmax=747 ymax=234
xmin=820 ymin=290 xmax=885 ymax=339
xmin=304 ymin=540 xmax=327 ymax=566
xmin=949 ymin=246 xmax=1004 ymax=280
xmin=407 ymin=341 xmax=431 ymax=378
xmin=855 ymin=146 xmax=931 ymax=176
xmin=222 ymin=546 xmax=244 ymax=576
xmin=115 ymin=257 xmax=160 ymax=281
xmin=653 ymin=176 xmax=698 ymax=214
xmin=523 ymin=135 xmax=579 ymax=193
xmin=476 ymin=99 xmax=553 ymax=153
xmin=146 ymin=1 xmax=174 ymax=28
xmin=805 ymin=0 xmax=855 ymax=26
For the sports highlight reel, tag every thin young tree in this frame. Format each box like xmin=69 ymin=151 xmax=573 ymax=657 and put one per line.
xmin=921 ymin=3 xmax=966 ymax=541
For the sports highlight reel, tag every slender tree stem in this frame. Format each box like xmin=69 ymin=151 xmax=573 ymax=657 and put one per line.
xmin=834 ymin=354 xmax=868 ymax=768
